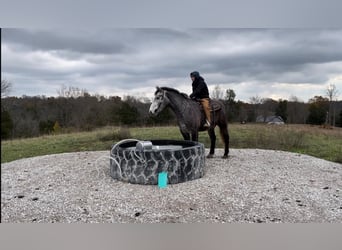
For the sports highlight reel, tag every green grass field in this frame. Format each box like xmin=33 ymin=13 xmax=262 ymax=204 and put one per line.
xmin=1 ymin=124 xmax=342 ymax=163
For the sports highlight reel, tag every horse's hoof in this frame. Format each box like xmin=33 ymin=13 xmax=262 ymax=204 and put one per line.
xmin=222 ymin=155 xmax=228 ymax=159
xmin=207 ymin=154 xmax=214 ymax=158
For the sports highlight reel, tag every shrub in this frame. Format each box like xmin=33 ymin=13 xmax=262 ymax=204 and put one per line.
xmin=53 ymin=121 xmax=61 ymax=134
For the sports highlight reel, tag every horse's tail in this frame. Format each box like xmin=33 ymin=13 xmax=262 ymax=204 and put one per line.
xmin=218 ymin=119 xmax=228 ymax=143
xmin=216 ymin=106 xmax=230 ymax=155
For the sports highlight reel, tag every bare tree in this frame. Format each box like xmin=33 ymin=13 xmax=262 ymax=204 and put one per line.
xmin=57 ymin=84 xmax=88 ymax=98
xmin=225 ymin=89 xmax=236 ymax=103
xmin=1 ymin=79 xmax=12 ymax=98
xmin=249 ymin=95 xmax=262 ymax=105
xmin=249 ymin=95 xmax=262 ymax=121
xmin=326 ymin=84 xmax=339 ymax=126
xmin=288 ymin=95 xmax=303 ymax=123
xmin=211 ymin=85 xmax=224 ymax=100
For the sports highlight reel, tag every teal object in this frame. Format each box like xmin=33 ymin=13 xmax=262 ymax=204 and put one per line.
xmin=158 ymin=172 xmax=168 ymax=188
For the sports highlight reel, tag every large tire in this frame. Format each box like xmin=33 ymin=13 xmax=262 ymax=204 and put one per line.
xmin=110 ymin=140 xmax=205 ymax=185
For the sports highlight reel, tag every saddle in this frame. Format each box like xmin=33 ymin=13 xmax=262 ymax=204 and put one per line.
xmin=197 ymin=99 xmax=222 ymax=112
xmin=209 ymin=100 xmax=222 ymax=112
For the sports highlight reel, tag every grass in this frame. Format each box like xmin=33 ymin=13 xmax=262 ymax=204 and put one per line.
xmin=1 ymin=124 xmax=342 ymax=164
xmin=229 ymin=124 xmax=342 ymax=163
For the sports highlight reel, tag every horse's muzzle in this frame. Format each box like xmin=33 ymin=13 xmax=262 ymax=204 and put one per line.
xmin=149 ymin=109 xmax=156 ymax=116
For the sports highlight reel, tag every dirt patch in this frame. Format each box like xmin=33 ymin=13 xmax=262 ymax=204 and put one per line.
xmin=1 ymin=149 xmax=341 ymax=223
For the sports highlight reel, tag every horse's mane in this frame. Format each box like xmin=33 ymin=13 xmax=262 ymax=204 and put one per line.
xmin=159 ymin=87 xmax=190 ymax=99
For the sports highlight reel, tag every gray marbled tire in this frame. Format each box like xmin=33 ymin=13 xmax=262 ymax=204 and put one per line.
xmin=110 ymin=140 xmax=205 ymax=185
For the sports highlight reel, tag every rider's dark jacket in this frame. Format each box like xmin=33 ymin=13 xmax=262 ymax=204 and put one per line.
xmin=190 ymin=76 xmax=209 ymax=99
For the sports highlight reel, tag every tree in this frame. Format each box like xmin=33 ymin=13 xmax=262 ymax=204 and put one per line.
xmin=287 ymin=96 xmax=307 ymax=124
xmin=326 ymin=84 xmax=339 ymax=126
xmin=211 ymin=85 xmax=224 ymax=100
xmin=249 ymin=95 xmax=262 ymax=105
xmin=147 ymin=108 xmax=175 ymax=125
xmin=224 ymin=89 xmax=239 ymax=122
xmin=118 ymin=102 xmax=139 ymax=125
xmin=225 ymin=89 xmax=236 ymax=103
xmin=260 ymin=98 xmax=278 ymax=119
xmin=1 ymin=80 xmax=14 ymax=138
xmin=306 ymin=96 xmax=329 ymax=125
xmin=1 ymin=79 xmax=12 ymax=98
xmin=275 ymin=100 xmax=288 ymax=123
xmin=57 ymin=84 xmax=88 ymax=98
xmin=249 ymin=95 xmax=262 ymax=121
xmin=1 ymin=109 xmax=13 ymax=139
xmin=39 ymin=120 xmax=55 ymax=134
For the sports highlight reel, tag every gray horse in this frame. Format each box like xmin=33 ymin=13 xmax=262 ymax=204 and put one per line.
xmin=149 ymin=87 xmax=229 ymax=158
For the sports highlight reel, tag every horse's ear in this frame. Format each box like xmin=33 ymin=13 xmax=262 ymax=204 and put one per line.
xmin=155 ymin=86 xmax=162 ymax=94
xmin=154 ymin=86 xmax=161 ymax=95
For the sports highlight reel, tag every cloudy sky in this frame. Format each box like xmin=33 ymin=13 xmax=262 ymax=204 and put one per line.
xmin=2 ymin=28 xmax=342 ymax=102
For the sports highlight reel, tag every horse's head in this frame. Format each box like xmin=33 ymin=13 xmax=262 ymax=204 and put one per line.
xmin=149 ymin=87 xmax=169 ymax=116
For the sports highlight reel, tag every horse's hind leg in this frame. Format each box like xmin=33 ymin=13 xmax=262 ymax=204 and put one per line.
xmin=181 ymin=131 xmax=190 ymax=141
xmin=218 ymin=123 xmax=229 ymax=158
xmin=207 ymin=128 xmax=216 ymax=158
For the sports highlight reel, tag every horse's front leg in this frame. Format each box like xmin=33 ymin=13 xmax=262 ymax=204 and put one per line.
xmin=207 ymin=128 xmax=216 ymax=158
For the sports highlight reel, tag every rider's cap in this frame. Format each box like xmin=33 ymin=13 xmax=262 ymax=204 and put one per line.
xmin=190 ymin=71 xmax=200 ymax=78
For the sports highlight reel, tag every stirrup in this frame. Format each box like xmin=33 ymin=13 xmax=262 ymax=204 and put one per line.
xmin=204 ymin=120 xmax=211 ymax=127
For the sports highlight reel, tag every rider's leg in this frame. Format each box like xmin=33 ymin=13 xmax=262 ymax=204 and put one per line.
xmin=200 ymin=98 xmax=211 ymax=126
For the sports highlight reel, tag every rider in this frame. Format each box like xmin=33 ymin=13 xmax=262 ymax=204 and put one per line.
xmin=189 ymin=71 xmax=211 ymax=127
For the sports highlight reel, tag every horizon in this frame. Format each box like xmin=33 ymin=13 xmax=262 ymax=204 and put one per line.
xmin=3 ymin=85 xmax=341 ymax=104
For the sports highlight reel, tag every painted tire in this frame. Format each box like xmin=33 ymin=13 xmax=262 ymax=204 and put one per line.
xmin=110 ymin=140 xmax=205 ymax=185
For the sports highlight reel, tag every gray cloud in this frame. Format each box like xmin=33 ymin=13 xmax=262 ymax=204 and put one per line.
xmin=1 ymin=0 xmax=342 ymax=28
xmin=2 ymin=28 xmax=342 ymax=101
xmin=3 ymin=29 xmax=131 ymax=55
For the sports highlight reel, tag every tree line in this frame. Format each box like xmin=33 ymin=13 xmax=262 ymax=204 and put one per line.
xmin=1 ymin=94 xmax=177 ymax=139
xmin=1 ymin=83 xmax=341 ymax=140
xmin=214 ymin=86 xmax=341 ymax=126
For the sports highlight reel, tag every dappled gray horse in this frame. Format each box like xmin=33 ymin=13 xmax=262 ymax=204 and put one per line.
xmin=149 ymin=87 xmax=229 ymax=158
